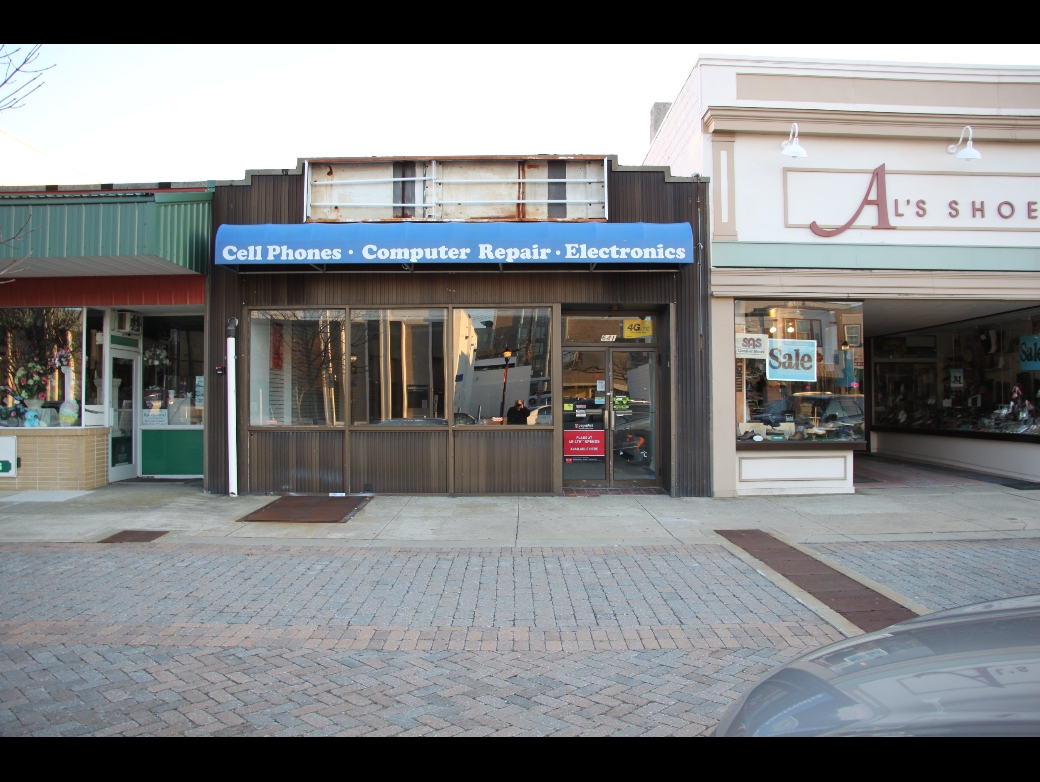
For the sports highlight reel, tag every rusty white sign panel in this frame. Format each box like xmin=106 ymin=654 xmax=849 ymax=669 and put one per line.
xmin=307 ymin=159 xmax=606 ymax=222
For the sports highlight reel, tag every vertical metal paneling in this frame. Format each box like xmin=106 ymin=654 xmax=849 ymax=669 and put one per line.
xmin=207 ymin=175 xmax=305 ymax=494
xmin=247 ymin=430 xmax=345 ymax=493
xmin=607 ymin=162 xmax=712 ymax=497
xmin=156 ymin=200 xmax=212 ymax=273
xmin=208 ymin=168 xmax=711 ymax=496
xmin=349 ymin=430 xmax=448 ymax=493
xmin=454 ymin=429 xmax=553 ymax=494
xmin=0 ymin=196 xmax=211 ymax=273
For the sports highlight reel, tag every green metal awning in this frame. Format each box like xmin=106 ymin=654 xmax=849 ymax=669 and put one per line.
xmin=0 ymin=189 xmax=212 ymax=277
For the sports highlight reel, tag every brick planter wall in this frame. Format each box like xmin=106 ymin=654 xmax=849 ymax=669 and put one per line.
xmin=0 ymin=428 xmax=110 ymax=491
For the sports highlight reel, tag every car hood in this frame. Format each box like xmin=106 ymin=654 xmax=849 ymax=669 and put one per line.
xmin=714 ymin=595 xmax=1040 ymax=736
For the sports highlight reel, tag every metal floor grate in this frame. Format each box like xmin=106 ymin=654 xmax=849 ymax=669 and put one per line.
xmin=239 ymin=495 xmax=371 ymax=523
xmin=564 ymin=488 xmax=669 ymax=497
xmin=99 ymin=530 xmax=169 ymax=543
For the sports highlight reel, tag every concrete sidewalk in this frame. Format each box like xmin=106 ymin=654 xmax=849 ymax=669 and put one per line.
xmin=1 ymin=462 xmax=1038 ymax=547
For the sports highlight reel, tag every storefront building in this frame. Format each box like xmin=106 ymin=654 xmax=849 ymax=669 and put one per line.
xmin=0 ymin=184 xmax=210 ymax=488
xmin=206 ymin=157 xmax=712 ymax=496
xmin=646 ymin=57 xmax=1040 ymax=494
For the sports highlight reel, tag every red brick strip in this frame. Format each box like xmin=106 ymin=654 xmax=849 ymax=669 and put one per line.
xmin=715 ymin=529 xmax=917 ymax=633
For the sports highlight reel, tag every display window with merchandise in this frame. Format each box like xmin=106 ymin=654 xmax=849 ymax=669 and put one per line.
xmin=734 ymin=300 xmax=865 ymax=445
xmin=872 ymin=307 xmax=1040 ymax=441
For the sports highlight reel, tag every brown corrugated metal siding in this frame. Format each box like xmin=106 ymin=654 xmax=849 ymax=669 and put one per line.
xmin=206 ymin=165 xmax=711 ymax=496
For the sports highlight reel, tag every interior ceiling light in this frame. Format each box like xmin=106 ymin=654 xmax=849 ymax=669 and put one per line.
xmin=787 ymin=324 xmax=795 ymax=333
xmin=948 ymin=126 xmax=981 ymax=160
xmin=780 ymin=123 xmax=807 ymax=158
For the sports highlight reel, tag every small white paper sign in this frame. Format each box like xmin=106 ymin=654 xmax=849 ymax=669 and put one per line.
xmin=735 ymin=334 xmax=767 ymax=359
xmin=143 ymin=409 xmax=168 ymax=426
xmin=596 ymin=380 xmax=606 ymax=392
xmin=950 ymin=368 xmax=964 ymax=389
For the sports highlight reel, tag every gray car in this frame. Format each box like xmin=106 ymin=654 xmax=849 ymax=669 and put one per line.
xmin=714 ymin=594 xmax=1040 ymax=736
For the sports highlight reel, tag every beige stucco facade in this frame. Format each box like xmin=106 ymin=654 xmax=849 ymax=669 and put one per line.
xmin=648 ymin=56 xmax=1040 ymax=496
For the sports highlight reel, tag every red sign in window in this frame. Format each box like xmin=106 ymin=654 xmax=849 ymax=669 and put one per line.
xmin=564 ymin=430 xmax=605 ymax=456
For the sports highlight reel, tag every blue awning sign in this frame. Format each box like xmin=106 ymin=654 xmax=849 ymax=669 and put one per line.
xmin=215 ymin=222 xmax=693 ymax=266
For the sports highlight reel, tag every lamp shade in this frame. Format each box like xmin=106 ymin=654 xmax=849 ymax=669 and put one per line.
xmin=956 ymin=140 xmax=982 ymax=160
xmin=781 ymin=141 xmax=807 ymax=158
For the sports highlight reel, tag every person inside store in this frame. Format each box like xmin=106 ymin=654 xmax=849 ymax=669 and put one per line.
xmin=506 ymin=398 xmax=528 ymax=425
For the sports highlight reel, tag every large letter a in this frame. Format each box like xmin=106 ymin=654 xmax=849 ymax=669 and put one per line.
xmin=810 ymin=164 xmax=894 ymax=237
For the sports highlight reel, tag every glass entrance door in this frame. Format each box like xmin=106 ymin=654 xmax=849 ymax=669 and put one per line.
xmin=562 ymin=348 xmax=657 ymax=486
xmin=109 ymin=349 xmax=140 ymax=482
xmin=610 ymin=350 xmax=656 ymax=482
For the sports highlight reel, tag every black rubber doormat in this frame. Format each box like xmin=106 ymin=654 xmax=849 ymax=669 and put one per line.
xmin=239 ymin=495 xmax=370 ymax=523
xmin=100 ymin=530 xmax=169 ymax=543
xmin=716 ymin=529 xmax=917 ymax=633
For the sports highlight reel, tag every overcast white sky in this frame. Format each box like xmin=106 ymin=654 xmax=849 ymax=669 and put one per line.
xmin=1 ymin=44 xmax=1038 ymax=186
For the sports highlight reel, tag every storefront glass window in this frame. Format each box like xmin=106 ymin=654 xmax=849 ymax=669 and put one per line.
xmin=453 ymin=307 xmax=552 ymax=424
xmin=873 ymin=308 xmax=1040 ymax=436
xmin=735 ymin=300 xmax=865 ymax=444
xmin=0 ymin=307 xmax=83 ymax=427
xmin=142 ymin=315 xmax=205 ymax=426
xmin=563 ymin=315 xmax=656 ymax=344
xmin=83 ymin=309 xmax=104 ymax=417
xmin=250 ymin=310 xmax=346 ymax=426
xmin=350 ymin=309 xmax=445 ymax=425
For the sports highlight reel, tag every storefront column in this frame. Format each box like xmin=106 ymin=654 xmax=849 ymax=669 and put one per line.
xmin=711 ymin=296 xmax=738 ymax=497
xmin=551 ymin=303 xmax=563 ymax=495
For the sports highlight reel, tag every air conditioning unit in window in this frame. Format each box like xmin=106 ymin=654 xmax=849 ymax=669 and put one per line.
xmin=114 ymin=311 xmax=142 ymax=335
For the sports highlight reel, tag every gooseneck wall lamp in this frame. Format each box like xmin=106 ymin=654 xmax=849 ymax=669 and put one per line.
xmin=780 ymin=123 xmax=807 ymax=158
xmin=948 ymin=126 xmax=982 ymax=160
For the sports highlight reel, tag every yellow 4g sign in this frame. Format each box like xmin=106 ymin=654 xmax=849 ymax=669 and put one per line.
xmin=623 ymin=319 xmax=653 ymax=338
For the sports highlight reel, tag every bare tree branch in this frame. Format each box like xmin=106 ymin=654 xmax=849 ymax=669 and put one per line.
xmin=0 ymin=44 xmax=53 ymax=114
xmin=0 ymin=213 xmax=35 ymax=283
xmin=0 ymin=45 xmax=50 ymax=283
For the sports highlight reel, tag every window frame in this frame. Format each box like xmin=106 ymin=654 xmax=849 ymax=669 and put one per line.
xmin=734 ymin=299 xmax=866 ymax=446
xmin=449 ymin=305 xmax=556 ymax=430
xmin=347 ymin=307 xmax=449 ymax=429
xmin=244 ymin=304 xmax=557 ymax=431
xmin=245 ymin=307 xmax=350 ymax=430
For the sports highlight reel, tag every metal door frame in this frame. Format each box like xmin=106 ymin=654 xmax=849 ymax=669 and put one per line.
xmin=607 ymin=347 xmax=660 ymax=487
xmin=108 ymin=347 xmax=141 ymax=482
xmin=562 ymin=345 xmax=660 ymax=488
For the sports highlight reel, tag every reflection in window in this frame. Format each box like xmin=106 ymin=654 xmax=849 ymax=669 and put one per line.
xmin=453 ymin=308 xmax=552 ymax=425
xmin=735 ymin=300 xmax=864 ymax=444
xmin=0 ymin=307 xmax=83 ymax=427
xmin=250 ymin=310 xmax=345 ymax=426
xmin=141 ymin=315 xmax=205 ymax=426
xmin=872 ymin=308 xmax=1040 ymax=436
xmin=350 ymin=310 xmax=445 ymax=425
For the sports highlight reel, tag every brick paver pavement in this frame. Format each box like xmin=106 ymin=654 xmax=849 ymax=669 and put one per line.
xmin=0 ymin=543 xmax=841 ymax=736
xmin=807 ymin=539 xmax=1040 ymax=612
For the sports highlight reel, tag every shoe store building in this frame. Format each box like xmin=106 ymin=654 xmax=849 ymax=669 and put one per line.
xmin=647 ymin=56 xmax=1040 ymax=495
xmin=206 ymin=156 xmax=713 ymax=496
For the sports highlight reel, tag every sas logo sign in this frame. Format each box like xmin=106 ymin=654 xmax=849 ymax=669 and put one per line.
xmin=735 ymin=334 xmax=767 ymax=358
xmin=766 ymin=339 xmax=817 ymax=382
